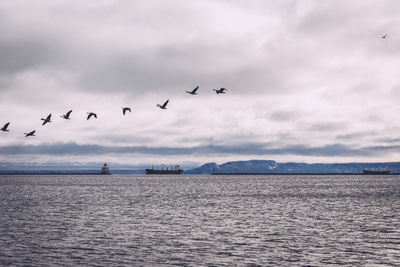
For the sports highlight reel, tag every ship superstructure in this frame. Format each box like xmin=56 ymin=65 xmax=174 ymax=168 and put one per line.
xmin=145 ymin=165 xmax=183 ymax=174
xmin=363 ymin=167 xmax=390 ymax=175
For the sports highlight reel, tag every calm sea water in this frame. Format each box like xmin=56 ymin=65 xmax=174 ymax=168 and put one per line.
xmin=0 ymin=174 xmax=399 ymax=266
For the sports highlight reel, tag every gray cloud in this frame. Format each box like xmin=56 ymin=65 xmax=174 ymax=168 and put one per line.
xmin=0 ymin=39 xmax=53 ymax=76
xmin=308 ymin=122 xmax=346 ymax=132
xmin=374 ymin=137 xmax=400 ymax=144
xmin=269 ymin=110 xmax=297 ymax=122
xmin=78 ymin=51 xmax=201 ymax=93
xmin=336 ymin=131 xmax=377 ymax=140
xmin=1 ymin=142 xmax=398 ymax=158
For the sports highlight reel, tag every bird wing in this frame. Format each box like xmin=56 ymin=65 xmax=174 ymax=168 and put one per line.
xmin=46 ymin=114 xmax=51 ymax=120
xmin=192 ymin=86 xmax=199 ymax=93
xmin=93 ymin=113 xmax=97 ymax=118
xmin=26 ymin=130 xmax=35 ymax=136
xmin=87 ymin=114 xmax=91 ymax=120
xmin=162 ymin=100 xmax=169 ymax=108
xmin=4 ymin=122 xmax=9 ymax=129
xmin=66 ymin=110 xmax=72 ymax=116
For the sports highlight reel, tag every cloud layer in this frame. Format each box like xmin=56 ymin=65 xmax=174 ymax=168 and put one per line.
xmin=1 ymin=0 xmax=400 ymax=167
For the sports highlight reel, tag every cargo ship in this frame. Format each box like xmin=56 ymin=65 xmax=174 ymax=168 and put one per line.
xmin=145 ymin=165 xmax=183 ymax=175
xmin=363 ymin=167 xmax=390 ymax=175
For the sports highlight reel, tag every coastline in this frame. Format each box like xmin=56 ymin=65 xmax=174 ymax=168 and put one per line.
xmin=0 ymin=172 xmax=104 ymax=175
xmin=0 ymin=172 xmax=398 ymax=175
xmin=211 ymin=172 xmax=398 ymax=175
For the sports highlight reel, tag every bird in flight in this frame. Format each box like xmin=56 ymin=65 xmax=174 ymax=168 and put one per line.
xmin=213 ymin=88 xmax=228 ymax=94
xmin=1 ymin=122 xmax=10 ymax=132
xmin=87 ymin=112 xmax=97 ymax=120
xmin=382 ymin=34 xmax=388 ymax=39
xmin=24 ymin=130 xmax=36 ymax=137
xmin=157 ymin=99 xmax=169 ymax=110
xmin=61 ymin=110 xmax=72 ymax=120
xmin=41 ymin=114 xmax=52 ymax=126
xmin=122 ymin=107 xmax=131 ymax=115
xmin=185 ymin=86 xmax=199 ymax=95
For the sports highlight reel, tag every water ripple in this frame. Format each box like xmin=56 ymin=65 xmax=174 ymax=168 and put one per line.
xmin=0 ymin=174 xmax=399 ymax=266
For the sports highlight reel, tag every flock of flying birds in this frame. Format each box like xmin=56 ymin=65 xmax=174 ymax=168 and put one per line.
xmin=0 ymin=34 xmax=391 ymax=138
xmin=0 ymin=33 xmax=390 ymax=139
xmin=0 ymin=86 xmax=228 ymax=137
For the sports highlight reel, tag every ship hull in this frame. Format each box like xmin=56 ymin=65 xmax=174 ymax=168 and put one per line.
xmin=145 ymin=169 xmax=183 ymax=175
xmin=363 ymin=170 xmax=390 ymax=175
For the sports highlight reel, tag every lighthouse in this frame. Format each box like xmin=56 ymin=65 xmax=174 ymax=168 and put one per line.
xmin=101 ymin=163 xmax=111 ymax=175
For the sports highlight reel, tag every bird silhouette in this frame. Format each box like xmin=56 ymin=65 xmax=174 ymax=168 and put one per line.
xmin=1 ymin=122 xmax=10 ymax=132
xmin=61 ymin=110 xmax=72 ymax=119
xmin=122 ymin=107 xmax=131 ymax=115
xmin=157 ymin=99 xmax=169 ymax=109
xmin=87 ymin=112 xmax=97 ymax=120
xmin=213 ymin=88 xmax=228 ymax=94
xmin=41 ymin=114 xmax=52 ymax=126
xmin=185 ymin=86 xmax=199 ymax=95
xmin=382 ymin=34 xmax=388 ymax=39
xmin=24 ymin=130 xmax=36 ymax=137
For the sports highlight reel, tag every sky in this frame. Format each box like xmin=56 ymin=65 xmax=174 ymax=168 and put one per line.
xmin=0 ymin=0 xmax=400 ymax=169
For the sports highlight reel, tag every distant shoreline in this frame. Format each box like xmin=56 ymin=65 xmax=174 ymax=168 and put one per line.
xmin=0 ymin=172 xmax=103 ymax=175
xmin=0 ymin=172 xmax=398 ymax=175
xmin=0 ymin=170 xmax=144 ymax=176
xmin=211 ymin=172 xmax=399 ymax=175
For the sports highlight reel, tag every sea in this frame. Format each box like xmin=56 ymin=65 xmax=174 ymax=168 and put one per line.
xmin=0 ymin=174 xmax=399 ymax=266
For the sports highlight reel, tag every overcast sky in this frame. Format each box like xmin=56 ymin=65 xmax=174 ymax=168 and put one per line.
xmin=1 ymin=0 xmax=399 ymax=169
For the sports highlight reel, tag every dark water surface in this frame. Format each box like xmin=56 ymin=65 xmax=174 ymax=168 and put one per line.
xmin=0 ymin=174 xmax=399 ymax=266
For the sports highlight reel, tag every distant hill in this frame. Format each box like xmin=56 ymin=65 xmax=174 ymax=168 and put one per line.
xmin=184 ymin=160 xmax=400 ymax=174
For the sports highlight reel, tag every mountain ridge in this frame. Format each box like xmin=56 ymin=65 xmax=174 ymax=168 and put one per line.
xmin=184 ymin=160 xmax=400 ymax=174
